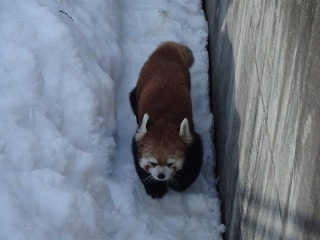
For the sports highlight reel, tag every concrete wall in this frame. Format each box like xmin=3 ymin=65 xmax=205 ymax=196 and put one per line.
xmin=204 ymin=0 xmax=320 ymax=239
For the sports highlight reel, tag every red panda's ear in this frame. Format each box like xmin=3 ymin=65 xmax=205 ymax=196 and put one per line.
xmin=179 ymin=118 xmax=193 ymax=144
xmin=135 ymin=113 xmax=149 ymax=141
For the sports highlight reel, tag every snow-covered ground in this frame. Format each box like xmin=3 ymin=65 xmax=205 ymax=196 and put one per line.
xmin=0 ymin=0 xmax=224 ymax=239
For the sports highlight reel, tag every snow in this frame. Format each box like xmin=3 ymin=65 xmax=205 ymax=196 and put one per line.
xmin=0 ymin=0 xmax=224 ymax=239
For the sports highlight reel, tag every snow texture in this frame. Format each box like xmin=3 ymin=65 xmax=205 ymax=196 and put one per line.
xmin=0 ymin=0 xmax=225 ymax=239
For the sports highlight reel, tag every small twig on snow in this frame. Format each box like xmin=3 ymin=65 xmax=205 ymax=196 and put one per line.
xmin=59 ymin=10 xmax=74 ymax=22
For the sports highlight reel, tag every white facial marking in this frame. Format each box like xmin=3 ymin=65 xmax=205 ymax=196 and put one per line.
xmin=139 ymin=156 xmax=158 ymax=169
xmin=149 ymin=166 xmax=173 ymax=181
xmin=140 ymin=157 xmax=184 ymax=180
xmin=139 ymin=157 xmax=149 ymax=169
xmin=149 ymin=158 xmax=158 ymax=165
xmin=167 ymin=158 xmax=184 ymax=170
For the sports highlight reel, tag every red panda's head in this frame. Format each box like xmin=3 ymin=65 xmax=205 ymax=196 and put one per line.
xmin=135 ymin=113 xmax=193 ymax=181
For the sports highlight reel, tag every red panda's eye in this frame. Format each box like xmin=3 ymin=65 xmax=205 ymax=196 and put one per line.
xmin=166 ymin=163 xmax=173 ymax=168
xmin=150 ymin=162 xmax=157 ymax=167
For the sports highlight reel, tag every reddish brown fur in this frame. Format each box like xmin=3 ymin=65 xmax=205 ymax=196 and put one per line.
xmin=135 ymin=42 xmax=195 ymax=164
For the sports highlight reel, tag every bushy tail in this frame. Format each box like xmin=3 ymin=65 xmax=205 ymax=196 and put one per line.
xmin=160 ymin=41 xmax=194 ymax=68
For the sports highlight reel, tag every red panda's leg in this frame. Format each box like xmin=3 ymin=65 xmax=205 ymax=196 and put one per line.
xmin=144 ymin=181 xmax=167 ymax=199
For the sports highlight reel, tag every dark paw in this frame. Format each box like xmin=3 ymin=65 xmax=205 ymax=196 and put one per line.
xmin=145 ymin=182 xmax=167 ymax=198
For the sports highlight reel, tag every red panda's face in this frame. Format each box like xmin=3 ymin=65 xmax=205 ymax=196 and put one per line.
xmin=135 ymin=114 xmax=193 ymax=181
xmin=137 ymin=129 xmax=187 ymax=181
xmin=139 ymin=156 xmax=184 ymax=181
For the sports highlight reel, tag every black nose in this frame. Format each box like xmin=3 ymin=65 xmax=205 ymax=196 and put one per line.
xmin=157 ymin=173 xmax=166 ymax=180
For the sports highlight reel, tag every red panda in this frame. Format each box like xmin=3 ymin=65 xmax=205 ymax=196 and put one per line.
xmin=130 ymin=41 xmax=203 ymax=198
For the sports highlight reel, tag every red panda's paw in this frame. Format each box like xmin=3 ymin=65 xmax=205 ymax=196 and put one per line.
xmin=145 ymin=181 xmax=167 ymax=198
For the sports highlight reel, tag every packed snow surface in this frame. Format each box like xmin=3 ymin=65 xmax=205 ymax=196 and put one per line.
xmin=0 ymin=0 xmax=224 ymax=239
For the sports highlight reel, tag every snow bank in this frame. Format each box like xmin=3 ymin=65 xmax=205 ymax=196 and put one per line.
xmin=0 ymin=0 xmax=121 ymax=239
xmin=0 ymin=0 xmax=224 ymax=239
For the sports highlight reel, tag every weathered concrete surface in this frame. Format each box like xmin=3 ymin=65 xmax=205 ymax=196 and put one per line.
xmin=204 ymin=0 xmax=320 ymax=239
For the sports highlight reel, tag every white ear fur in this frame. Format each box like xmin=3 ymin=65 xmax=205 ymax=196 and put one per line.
xmin=179 ymin=118 xmax=193 ymax=144
xmin=135 ymin=113 xmax=149 ymax=141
